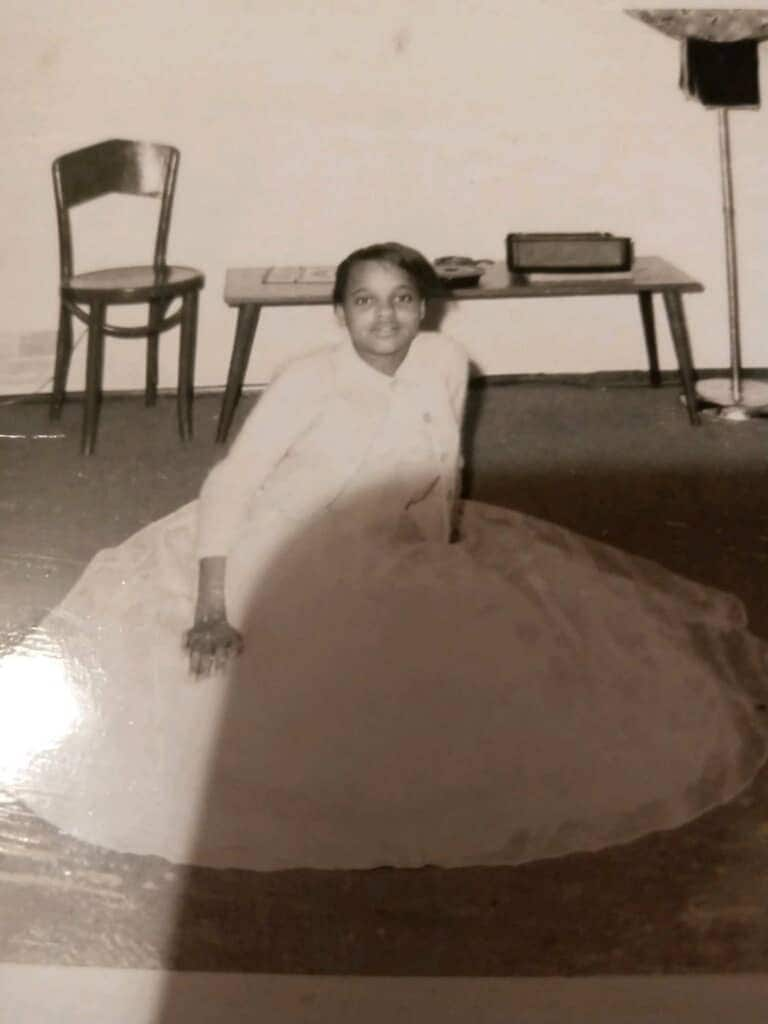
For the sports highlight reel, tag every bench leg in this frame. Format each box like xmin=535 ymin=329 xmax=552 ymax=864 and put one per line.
xmin=177 ymin=289 xmax=199 ymax=442
xmin=662 ymin=290 xmax=700 ymax=426
xmin=637 ymin=291 xmax=661 ymax=388
xmin=216 ymin=304 xmax=261 ymax=444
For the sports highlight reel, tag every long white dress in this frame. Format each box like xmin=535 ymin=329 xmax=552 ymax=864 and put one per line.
xmin=9 ymin=335 xmax=768 ymax=870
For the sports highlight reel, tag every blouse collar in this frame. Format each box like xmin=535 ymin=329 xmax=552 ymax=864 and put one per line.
xmin=335 ymin=334 xmax=430 ymax=392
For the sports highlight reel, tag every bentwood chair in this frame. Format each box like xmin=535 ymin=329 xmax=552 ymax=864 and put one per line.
xmin=51 ymin=139 xmax=205 ymax=454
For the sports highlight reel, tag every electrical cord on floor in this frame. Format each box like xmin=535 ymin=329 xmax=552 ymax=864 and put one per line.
xmin=0 ymin=326 xmax=87 ymax=406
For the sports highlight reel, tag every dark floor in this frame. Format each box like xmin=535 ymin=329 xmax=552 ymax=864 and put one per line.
xmin=2 ymin=381 xmax=768 ymax=975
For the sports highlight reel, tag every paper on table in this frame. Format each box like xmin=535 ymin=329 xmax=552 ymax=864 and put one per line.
xmin=262 ymin=266 xmax=336 ymax=285
xmin=300 ymin=266 xmax=337 ymax=284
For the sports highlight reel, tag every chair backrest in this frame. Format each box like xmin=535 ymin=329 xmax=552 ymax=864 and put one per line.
xmin=52 ymin=139 xmax=180 ymax=279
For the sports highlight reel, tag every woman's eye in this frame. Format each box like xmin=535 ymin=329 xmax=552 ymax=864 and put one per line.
xmin=396 ymin=293 xmax=414 ymax=304
xmin=354 ymin=295 xmax=372 ymax=306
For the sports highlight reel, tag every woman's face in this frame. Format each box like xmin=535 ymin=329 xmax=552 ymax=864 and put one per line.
xmin=336 ymin=260 xmax=425 ymax=376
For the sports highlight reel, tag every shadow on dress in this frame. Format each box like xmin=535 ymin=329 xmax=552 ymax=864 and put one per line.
xmin=154 ymin=476 xmax=768 ymax=1012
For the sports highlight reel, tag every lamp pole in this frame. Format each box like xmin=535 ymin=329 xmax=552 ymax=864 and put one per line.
xmin=628 ymin=8 xmax=768 ymax=420
xmin=695 ymin=106 xmax=768 ymax=418
xmin=719 ymin=107 xmax=743 ymax=406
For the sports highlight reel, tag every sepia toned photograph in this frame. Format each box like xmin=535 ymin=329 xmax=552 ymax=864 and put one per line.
xmin=3 ymin=2 xmax=768 ymax=1020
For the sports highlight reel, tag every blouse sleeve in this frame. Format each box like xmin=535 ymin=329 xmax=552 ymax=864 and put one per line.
xmin=196 ymin=356 xmax=330 ymax=559
xmin=442 ymin=338 xmax=470 ymax=523
xmin=447 ymin=346 xmax=469 ymax=425
xmin=439 ymin=334 xmax=469 ymax=429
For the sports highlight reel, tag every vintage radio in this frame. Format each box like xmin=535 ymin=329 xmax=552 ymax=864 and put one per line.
xmin=506 ymin=233 xmax=634 ymax=274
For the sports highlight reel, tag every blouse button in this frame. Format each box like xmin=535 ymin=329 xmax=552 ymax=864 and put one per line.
xmin=422 ymin=411 xmax=432 ymax=423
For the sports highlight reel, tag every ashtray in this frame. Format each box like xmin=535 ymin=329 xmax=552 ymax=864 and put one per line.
xmin=433 ymin=256 xmax=491 ymax=288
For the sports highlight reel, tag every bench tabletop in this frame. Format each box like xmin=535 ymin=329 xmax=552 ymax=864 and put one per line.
xmin=224 ymin=255 xmax=704 ymax=307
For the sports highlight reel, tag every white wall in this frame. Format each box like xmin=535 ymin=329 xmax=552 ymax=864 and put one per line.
xmin=2 ymin=0 xmax=767 ymax=393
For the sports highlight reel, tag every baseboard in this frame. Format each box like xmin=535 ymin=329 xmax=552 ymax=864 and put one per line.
xmin=4 ymin=368 xmax=768 ymax=404
xmin=471 ymin=367 xmax=768 ymax=389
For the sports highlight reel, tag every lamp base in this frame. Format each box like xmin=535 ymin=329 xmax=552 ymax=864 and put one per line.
xmin=694 ymin=377 xmax=768 ymax=421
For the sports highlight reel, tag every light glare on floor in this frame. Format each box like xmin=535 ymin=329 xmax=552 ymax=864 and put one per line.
xmin=0 ymin=648 xmax=81 ymax=784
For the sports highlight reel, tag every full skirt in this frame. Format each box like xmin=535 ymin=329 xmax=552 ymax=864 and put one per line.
xmin=7 ymin=499 xmax=768 ymax=870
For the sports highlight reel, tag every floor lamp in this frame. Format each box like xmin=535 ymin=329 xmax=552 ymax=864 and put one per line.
xmin=627 ymin=8 xmax=768 ymax=420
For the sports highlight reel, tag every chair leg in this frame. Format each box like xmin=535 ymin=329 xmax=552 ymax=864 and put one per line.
xmin=82 ymin=300 xmax=106 ymax=455
xmin=145 ymin=298 xmax=169 ymax=407
xmin=51 ymin=300 xmax=73 ymax=420
xmin=177 ymin=289 xmax=199 ymax=441
xmin=147 ymin=299 xmax=165 ymax=405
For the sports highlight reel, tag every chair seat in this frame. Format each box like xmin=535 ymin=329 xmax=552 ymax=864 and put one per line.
xmin=62 ymin=265 xmax=204 ymax=303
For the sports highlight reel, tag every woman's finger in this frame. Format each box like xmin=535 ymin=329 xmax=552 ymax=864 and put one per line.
xmin=189 ymin=644 xmax=213 ymax=678
xmin=214 ymin=640 xmax=234 ymax=674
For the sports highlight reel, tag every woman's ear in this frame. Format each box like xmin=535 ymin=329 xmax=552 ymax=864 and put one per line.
xmin=419 ymin=299 xmax=426 ymax=322
xmin=335 ymin=305 xmax=347 ymax=328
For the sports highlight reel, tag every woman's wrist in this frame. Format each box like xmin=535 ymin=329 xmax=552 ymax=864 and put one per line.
xmin=194 ymin=603 xmax=227 ymax=625
xmin=195 ymin=556 xmax=228 ymax=623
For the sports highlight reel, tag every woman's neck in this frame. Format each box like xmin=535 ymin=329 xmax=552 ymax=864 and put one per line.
xmin=352 ymin=344 xmax=412 ymax=378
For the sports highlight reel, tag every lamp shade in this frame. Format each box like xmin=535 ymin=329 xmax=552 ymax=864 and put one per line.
xmin=626 ymin=9 xmax=768 ymax=42
xmin=627 ymin=9 xmax=768 ymax=107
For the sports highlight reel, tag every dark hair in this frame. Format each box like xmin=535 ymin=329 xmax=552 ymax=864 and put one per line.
xmin=332 ymin=242 xmax=445 ymax=308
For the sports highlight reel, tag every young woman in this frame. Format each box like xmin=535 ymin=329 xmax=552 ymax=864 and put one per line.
xmin=13 ymin=242 xmax=768 ymax=871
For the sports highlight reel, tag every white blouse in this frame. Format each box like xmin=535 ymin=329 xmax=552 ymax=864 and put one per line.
xmin=196 ymin=332 xmax=469 ymax=559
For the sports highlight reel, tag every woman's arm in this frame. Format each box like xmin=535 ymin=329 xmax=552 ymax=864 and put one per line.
xmin=187 ymin=354 xmax=333 ymax=674
xmin=445 ymin=338 xmax=469 ymax=425
xmin=196 ymin=356 xmax=330 ymax=560
xmin=184 ymin=556 xmax=243 ymax=676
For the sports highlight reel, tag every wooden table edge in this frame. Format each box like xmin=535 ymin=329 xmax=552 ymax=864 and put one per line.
xmin=223 ymin=259 xmax=705 ymax=307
